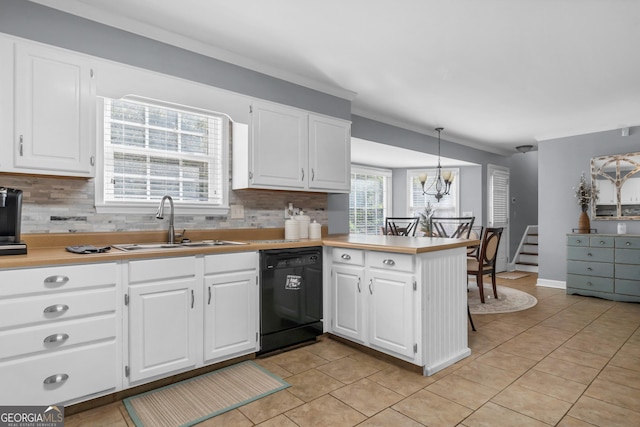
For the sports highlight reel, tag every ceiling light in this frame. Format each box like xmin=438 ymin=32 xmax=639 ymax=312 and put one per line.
xmin=515 ymin=145 xmax=533 ymax=153
xmin=418 ymin=128 xmax=454 ymax=203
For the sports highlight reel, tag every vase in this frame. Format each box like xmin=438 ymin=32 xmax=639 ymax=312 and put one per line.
xmin=578 ymin=211 xmax=591 ymax=234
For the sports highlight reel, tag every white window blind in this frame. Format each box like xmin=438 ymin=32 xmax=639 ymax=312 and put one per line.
xmin=408 ymin=169 xmax=459 ymax=217
xmin=490 ymin=170 xmax=509 ymax=224
xmin=349 ymin=166 xmax=392 ymax=235
xmin=100 ymin=97 xmax=226 ymax=209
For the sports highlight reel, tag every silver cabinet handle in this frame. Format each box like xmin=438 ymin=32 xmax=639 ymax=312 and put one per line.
xmin=341 ymin=253 xmax=351 ymax=260
xmin=368 ymin=279 xmax=373 ymax=295
xmin=249 ymin=171 xmax=253 ymax=180
xmin=44 ymin=333 xmax=69 ymax=344
xmin=626 ymin=241 xmax=632 ymax=246
xmin=587 ymin=267 xmax=592 ymax=271
xmin=43 ymin=374 xmax=68 ymax=385
xmin=599 ymin=241 xmax=606 ymax=245
xmin=208 ymin=286 xmax=212 ymax=305
xmin=19 ymin=135 xmax=24 ymax=156
xmin=383 ymin=259 xmax=396 ymax=266
xmin=357 ymin=277 xmax=361 ymax=293
xmin=586 ymin=282 xmax=593 ymax=287
xmin=576 ymin=239 xmax=581 ymax=244
xmin=44 ymin=304 xmax=69 ymax=314
xmin=44 ymin=275 xmax=69 ymax=286
xmin=587 ymin=253 xmax=592 ymax=257
xmin=191 ymin=289 xmax=195 ymax=309
xmin=301 ymin=168 xmax=305 ymax=181
xmin=312 ymin=168 xmax=315 ymax=181
xmin=90 ymin=155 xmax=95 ymax=166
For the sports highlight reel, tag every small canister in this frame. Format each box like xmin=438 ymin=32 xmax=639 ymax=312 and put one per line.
xmin=285 ymin=218 xmax=300 ymax=240
xmin=294 ymin=210 xmax=310 ymax=239
xmin=309 ymin=220 xmax=322 ymax=239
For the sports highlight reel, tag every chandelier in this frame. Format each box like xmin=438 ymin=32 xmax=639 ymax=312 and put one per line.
xmin=418 ymin=127 xmax=454 ymax=202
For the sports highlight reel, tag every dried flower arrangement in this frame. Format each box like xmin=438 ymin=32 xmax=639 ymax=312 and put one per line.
xmin=574 ymin=172 xmax=597 ymax=212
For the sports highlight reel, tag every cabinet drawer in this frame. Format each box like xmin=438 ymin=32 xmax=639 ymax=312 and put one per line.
xmin=590 ymin=236 xmax=614 ymax=248
xmin=615 ymin=236 xmax=640 ymax=249
xmin=567 ymin=235 xmax=590 ymax=247
xmin=0 ymin=314 xmax=116 ymax=360
xmin=0 ymin=288 xmax=116 ymax=329
xmin=204 ymin=251 xmax=258 ymax=274
xmin=0 ymin=263 xmax=117 ymax=298
xmin=367 ymin=251 xmax=413 ymax=272
xmin=615 ymin=248 xmax=640 ymax=264
xmin=567 ymin=260 xmax=613 ymax=277
xmin=332 ymin=248 xmax=364 ymax=266
xmin=128 ymin=256 xmax=196 ymax=283
xmin=566 ymin=274 xmax=614 ymax=293
xmin=615 ymin=279 xmax=640 ymax=296
xmin=0 ymin=341 xmax=116 ymax=405
xmin=567 ymin=247 xmax=613 ymax=262
xmin=616 ymin=263 xmax=640 ymax=281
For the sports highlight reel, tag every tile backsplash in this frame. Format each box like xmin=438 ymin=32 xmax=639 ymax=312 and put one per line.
xmin=1 ymin=175 xmax=328 ymax=234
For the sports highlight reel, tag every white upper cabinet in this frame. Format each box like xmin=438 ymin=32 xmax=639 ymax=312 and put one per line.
xmin=309 ymin=114 xmax=351 ymax=192
xmin=233 ymin=100 xmax=351 ymax=193
xmin=10 ymin=40 xmax=96 ymax=177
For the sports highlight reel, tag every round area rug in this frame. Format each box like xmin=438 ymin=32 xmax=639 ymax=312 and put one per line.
xmin=468 ymin=284 xmax=537 ymax=314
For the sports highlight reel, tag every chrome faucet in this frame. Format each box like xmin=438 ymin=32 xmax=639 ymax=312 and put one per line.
xmin=156 ymin=195 xmax=175 ymax=244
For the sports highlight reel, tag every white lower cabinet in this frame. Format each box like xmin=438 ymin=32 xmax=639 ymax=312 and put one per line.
xmin=126 ymin=256 xmax=198 ymax=384
xmin=203 ymin=252 xmax=259 ymax=363
xmin=330 ymin=249 xmax=418 ymax=363
xmin=0 ymin=262 xmax=119 ymax=405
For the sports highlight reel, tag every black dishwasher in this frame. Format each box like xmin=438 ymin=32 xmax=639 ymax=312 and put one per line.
xmin=259 ymin=247 xmax=323 ymax=354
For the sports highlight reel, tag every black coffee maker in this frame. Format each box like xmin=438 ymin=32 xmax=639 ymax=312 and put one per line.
xmin=0 ymin=187 xmax=27 ymax=255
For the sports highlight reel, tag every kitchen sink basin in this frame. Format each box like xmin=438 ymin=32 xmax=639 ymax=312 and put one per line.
xmin=112 ymin=240 xmax=247 ymax=251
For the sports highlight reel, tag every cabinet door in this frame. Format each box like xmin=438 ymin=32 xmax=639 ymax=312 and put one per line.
xmin=308 ymin=114 xmax=351 ymax=192
xmin=367 ymin=270 xmax=415 ymax=358
xmin=331 ymin=264 xmax=365 ymax=343
xmin=250 ymin=101 xmax=307 ymax=189
xmin=203 ymin=271 xmax=258 ymax=363
xmin=14 ymin=43 xmax=95 ymax=177
xmin=128 ymin=279 xmax=197 ymax=383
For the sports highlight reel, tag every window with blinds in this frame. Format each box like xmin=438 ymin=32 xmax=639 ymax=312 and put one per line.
xmin=490 ymin=169 xmax=509 ymax=224
xmin=99 ymin=97 xmax=226 ymax=210
xmin=408 ymin=169 xmax=459 ymax=218
xmin=349 ymin=166 xmax=392 ymax=235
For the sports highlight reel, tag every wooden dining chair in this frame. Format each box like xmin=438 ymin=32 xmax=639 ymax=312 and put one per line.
xmin=384 ymin=217 xmax=420 ymax=236
xmin=466 ymin=226 xmax=484 ymax=259
xmin=467 ymin=227 xmax=504 ymax=304
xmin=429 ymin=216 xmax=475 ymax=238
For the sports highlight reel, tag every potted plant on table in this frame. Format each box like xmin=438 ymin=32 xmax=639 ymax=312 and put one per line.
xmin=574 ymin=172 xmax=597 ymax=233
xmin=418 ymin=201 xmax=436 ymax=236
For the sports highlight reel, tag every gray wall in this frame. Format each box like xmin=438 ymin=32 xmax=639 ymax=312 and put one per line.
xmin=509 ymin=151 xmax=539 ymax=259
xmin=538 ymin=127 xmax=640 ymax=283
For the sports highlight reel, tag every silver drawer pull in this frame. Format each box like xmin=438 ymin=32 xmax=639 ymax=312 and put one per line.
xmin=43 ymin=374 xmax=69 ymax=385
xmin=357 ymin=277 xmax=361 ymax=293
xmin=383 ymin=259 xmax=395 ymax=266
xmin=587 ymin=267 xmax=592 ymax=271
xmin=626 ymin=242 xmax=632 ymax=246
xmin=44 ymin=275 xmax=69 ymax=286
xmin=587 ymin=253 xmax=592 ymax=256
xmin=599 ymin=241 xmax=605 ymax=245
xmin=341 ymin=254 xmax=351 ymax=260
xmin=586 ymin=282 xmax=593 ymax=286
xmin=369 ymin=279 xmax=373 ymax=295
xmin=43 ymin=304 xmax=69 ymax=314
xmin=44 ymin=333 xmax=69 ymax=344
xmin=576 ymin=240 xmax=581 ymax=243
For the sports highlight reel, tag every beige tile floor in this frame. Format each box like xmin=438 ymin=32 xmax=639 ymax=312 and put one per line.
xmin=65 ymin=273 xmax=640 ymax=426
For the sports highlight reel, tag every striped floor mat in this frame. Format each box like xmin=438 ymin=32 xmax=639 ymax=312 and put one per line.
xmin=124 ymin=361 xmax=289 ymax=427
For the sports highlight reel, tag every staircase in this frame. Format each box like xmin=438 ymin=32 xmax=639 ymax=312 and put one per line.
xmin=512 ymin=225 xmax=538 ymax=273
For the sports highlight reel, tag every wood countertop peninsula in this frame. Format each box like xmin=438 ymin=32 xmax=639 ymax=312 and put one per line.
xmin=0 ymin=229 xmax=479 ymax=269
xmin=322 ymin=234 xmax=479 ymax=255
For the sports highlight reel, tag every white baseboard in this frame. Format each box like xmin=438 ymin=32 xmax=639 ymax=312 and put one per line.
xmin=537 ymin=278 xmax=566 ymax=289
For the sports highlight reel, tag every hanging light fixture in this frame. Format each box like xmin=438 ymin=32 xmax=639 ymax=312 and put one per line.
xmin=418 ymin=127 xmax=454 ymax=202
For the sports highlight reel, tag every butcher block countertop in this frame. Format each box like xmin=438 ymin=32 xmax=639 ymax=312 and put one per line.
xmin=322 ymin=234 xmax=478 ymax=254
xmin=0 ymin=229 xmax=478 ymax=269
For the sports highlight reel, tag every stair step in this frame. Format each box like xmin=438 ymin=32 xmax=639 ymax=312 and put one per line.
xmin=519 ymin=251 xmax=538 ymax=256
xmin=516 ymin=261 xmax=539 ymax=266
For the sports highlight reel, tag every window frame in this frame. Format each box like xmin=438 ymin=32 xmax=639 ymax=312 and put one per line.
xmin=95 ymin=96 xmax=230 ymax=215
xmin=407 ymin=168 xmax=460 ymax=218
xmin=349 ymin=165 xmax=393 ymax=235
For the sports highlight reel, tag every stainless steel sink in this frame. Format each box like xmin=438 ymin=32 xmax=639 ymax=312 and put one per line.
xmin=112 ymin=240 xmax=247 ymax=251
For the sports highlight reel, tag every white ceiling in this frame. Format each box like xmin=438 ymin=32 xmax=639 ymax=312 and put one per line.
xmin=31 ymin=0 xmax=640 ymax=155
